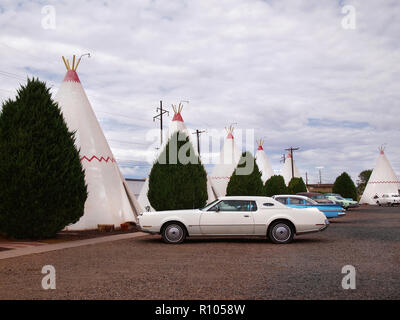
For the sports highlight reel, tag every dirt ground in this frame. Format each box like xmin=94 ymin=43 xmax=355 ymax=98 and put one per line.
xmin=0 ymin=205 xmax=399 ymax=300
xmin=0 ymin=225 xmax=140 ymax=245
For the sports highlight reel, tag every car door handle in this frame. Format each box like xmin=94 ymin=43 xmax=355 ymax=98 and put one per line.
xmin=244 ymin=215 xmax=250 ymax=217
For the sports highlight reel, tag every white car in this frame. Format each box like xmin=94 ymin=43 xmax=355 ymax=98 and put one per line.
xmin=375 ymin=194 xmax=400 ymax=206
xmin=137 ymin=196 xmax=329 ymax=244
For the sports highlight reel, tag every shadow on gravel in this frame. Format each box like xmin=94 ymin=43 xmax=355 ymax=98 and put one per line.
xmin=291 ymin=238 xmax=331 ymax=244
xmin=328 ymin=220 xmax=354 ymax=224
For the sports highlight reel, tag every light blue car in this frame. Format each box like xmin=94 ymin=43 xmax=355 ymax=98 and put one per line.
xmin=272 ymin=195 xmax=346 ymax=219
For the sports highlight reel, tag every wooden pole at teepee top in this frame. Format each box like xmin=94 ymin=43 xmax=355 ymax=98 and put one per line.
xmin=75 ymin=57 xmax=82 ymax=71
xmin=62 ymin=56 xmax=69 ymax=70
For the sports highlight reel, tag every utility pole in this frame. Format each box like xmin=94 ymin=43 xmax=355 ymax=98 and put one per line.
xmin=192 ymin=129 xmax=206 ymax=156
xmin=316 ymin=166 xmax=324 ymax=185
xmin=280 ymin=154 xmax=286 ymax=163
xmin=285 ymin=147 xmax=300 ymax=180
xmin=305 ymin=172 xmax=308 ymax=186
xmin=153 ymin=100 xmax=169 ymax=146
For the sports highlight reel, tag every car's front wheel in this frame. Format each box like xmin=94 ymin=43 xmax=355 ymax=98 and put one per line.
xmin=268 ymin=221 xmax=294 ymax=244
xmin=161 ymin=222 xmax=186 ymax=244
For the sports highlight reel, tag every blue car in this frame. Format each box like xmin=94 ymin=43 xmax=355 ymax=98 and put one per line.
xmin=272 ymin=195 xmax=346 ymax=219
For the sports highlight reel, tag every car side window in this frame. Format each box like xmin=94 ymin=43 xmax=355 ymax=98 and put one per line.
xmin=305 ymin=200 xmax=314 ymax=205
xmin=208 ymin=200 xmax=256 ymax=212
xmin=208 ymin=203 xmax=220 ymax=211
xmin=249 ymin=201 xmax=258 ymax=211
xmin=275 ymin=197 xmax=288 ymax=205
xmin=289 ymin=198 xmax=303 ymax=205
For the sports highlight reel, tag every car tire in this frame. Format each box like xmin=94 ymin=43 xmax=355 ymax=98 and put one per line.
xmin=161 ymin=222 xmax=186 ymax=244
xmin=268 ymin=221 xmax=294 ymax=244
xmin=377 ymin=201 xmax=381 ymax=206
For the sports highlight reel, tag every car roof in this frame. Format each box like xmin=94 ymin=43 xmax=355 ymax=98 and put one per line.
xmin=297 ymin=192 xmax=321 ymax=196
xmin=273 ymin=195 xmax=310 ymax=200
xmin=218 ymin=196 xmax=274 ymax=201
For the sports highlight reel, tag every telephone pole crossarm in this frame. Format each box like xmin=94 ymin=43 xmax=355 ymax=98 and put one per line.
xmin=153 ymin=100 xmax=169 ymax=146
xmin=285 ymin=146 xmax=300 ymax=180
xmin=192 ymin=129 xmax=206 ymax=156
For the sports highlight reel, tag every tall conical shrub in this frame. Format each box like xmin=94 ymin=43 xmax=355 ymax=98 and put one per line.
xmin=288 ymin=177 xmax=307 ymax=194
xmin=226 ymin=152 xmax=264 ymax=196
xmin=264 ymin=175 xmax=287 ymax=196
xmin=0 ymin=78 xmax=87 ymax=239
xmin=148 ymin=131 xmax=208 ymax=210
xmin=333 ymin=172 xmax=357 ymax=200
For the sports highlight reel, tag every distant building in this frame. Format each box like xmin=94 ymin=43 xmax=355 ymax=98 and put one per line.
xmin=307 ymin=184 xmax=333 ymax=193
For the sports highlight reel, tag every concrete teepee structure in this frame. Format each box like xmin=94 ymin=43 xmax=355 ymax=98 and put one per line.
xmin=360 ymin=147 xmax=400 ymax=204
xmin=281 ymin=153 xmax=300 ymax=186
xmin=138 ymin=103 xmax=216 ymax=210
xmin=210 ymin=125 xmax=242 ymax=197
xmin=55 ymin=55 xmax=142 ymax=230
xmin=255 ymin=139 xmax=274 ymax=183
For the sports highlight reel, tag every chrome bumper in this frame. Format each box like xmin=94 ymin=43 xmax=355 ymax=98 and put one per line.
xmin=319 ymin=220 xmax=330 ymax=231
xmin=137 ymin=225 xmax=157 ymax=235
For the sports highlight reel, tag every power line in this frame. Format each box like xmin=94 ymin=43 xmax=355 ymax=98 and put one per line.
xmin=0 ymin=71 xmax=26 ymax=81
xmin=108 ymin=139 xmax=153 ymax=147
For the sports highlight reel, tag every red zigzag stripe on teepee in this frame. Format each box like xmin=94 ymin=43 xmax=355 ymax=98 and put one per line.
xmin=80 ymin=155 xmax=116 ymax=163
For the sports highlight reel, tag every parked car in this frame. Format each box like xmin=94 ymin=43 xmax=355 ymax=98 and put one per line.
xmin=325 ymin=193 xmax=355 ymax=202
xmin=375 ymin=194 xmax=400 ymax=206
xmin=297 ymin=192 xmax=336 ymax=204
xmin=325 ymin=195 xmax=358 ymax=209
xmin=273 ymin=195 xmax=345 ymax=219
xmin=138 ymin=196 xmax=329 ymax=244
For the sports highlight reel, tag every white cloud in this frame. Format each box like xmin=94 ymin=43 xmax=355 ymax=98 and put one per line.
xmin=0 ymin=0 xmax=399 ymax=182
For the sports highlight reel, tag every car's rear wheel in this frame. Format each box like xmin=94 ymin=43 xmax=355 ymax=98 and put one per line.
xmin=268 ymin=221 xmax=294 ymax=244
xmin=161 ymin=222 xmax=186 ymax=244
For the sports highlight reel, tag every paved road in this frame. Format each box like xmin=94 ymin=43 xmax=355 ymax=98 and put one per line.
xmin=0 ymin=205 xmax=399 ymax=299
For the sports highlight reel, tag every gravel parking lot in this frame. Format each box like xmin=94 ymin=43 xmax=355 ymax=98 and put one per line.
xmin=0 ymin=205 xmax=399 ymax=300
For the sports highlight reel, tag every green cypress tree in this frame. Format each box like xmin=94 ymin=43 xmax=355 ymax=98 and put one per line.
xmin=356 ymin=169 xmax=372 ymax=196
xmin=333 ymin=172 xmax=357 ymax=200
xmin=226 ymin=152 xmax=264 ymax=196
xmin=264 ymin=175 xmax=288 ymax=196
xmin=0 ymin=78 xmax=87 ymax=239
xmin=287 ymin=177 xmax=307 ymax=194
xmin=148 ymin=131 xmax=208 ymax=210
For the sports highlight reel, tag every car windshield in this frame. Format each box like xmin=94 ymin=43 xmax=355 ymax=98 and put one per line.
xmin=335 ymin=196 xmax=344 ymax=200
xmin=200 ymin=199 xmax=219 ymax=211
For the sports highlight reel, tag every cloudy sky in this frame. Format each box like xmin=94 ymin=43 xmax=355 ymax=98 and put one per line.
xmin=0 ymin=0 xmax=399 ymax=184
